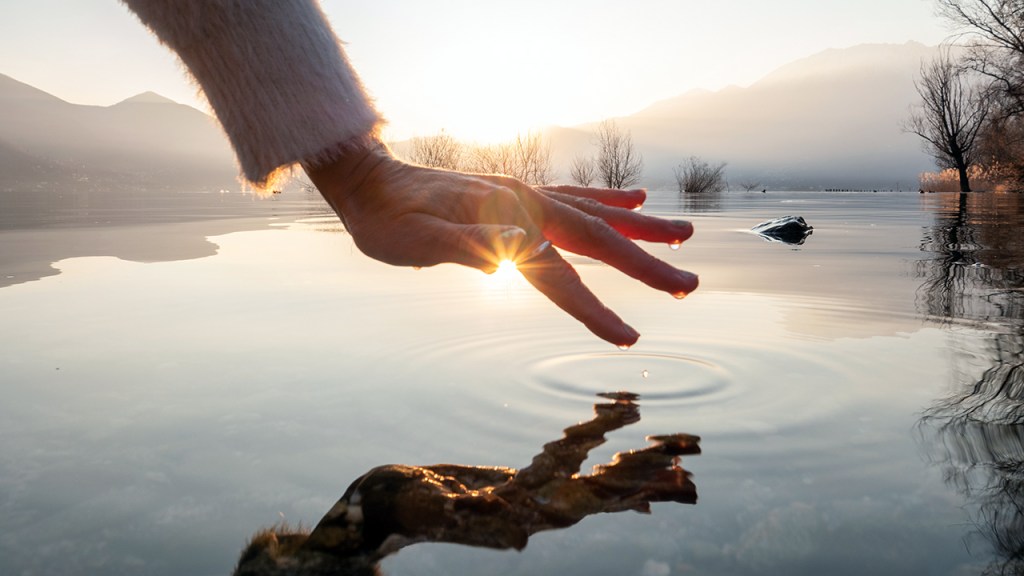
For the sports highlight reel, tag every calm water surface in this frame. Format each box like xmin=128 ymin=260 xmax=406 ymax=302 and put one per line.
xmin=1 ymin=189 xmax=1022 ymax=575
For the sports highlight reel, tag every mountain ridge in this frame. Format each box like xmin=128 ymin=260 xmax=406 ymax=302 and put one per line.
xmin=0 ymin=76 xmax=236 ymax=191
xmin=2 ymin=42 xmax=943 ymax=192
xmin=548 ymin=41 xmax=941 ymax=189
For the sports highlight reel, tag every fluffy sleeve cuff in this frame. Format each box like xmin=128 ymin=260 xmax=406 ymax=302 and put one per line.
xmin=122 ymin=0 xmax=382 ymax=187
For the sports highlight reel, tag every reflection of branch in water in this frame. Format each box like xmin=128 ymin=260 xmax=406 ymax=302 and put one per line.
xmin=919 ymin=417 xmax=1024 ymax=576
xmin=679 ymin=190 xmax=723 ymax=214
xmin=234 ymin=392 xmax=699 ymax=576
xmin=931 ymin=332 xmax=1024 ymax=427
xmin=920 ymin=331 xmax=1024 ymax=575
xmin=918 ymin=300 xmax=1024 ymax=574
xmin=915 ymin=192 xmax=1024 ymax=574
xmin=914 ymin=192 xmax=1024 ymax=324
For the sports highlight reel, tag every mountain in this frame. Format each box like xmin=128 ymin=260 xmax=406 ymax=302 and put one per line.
xmin=2 ymin=42 xmax=944 ymax=192
xmin=0 ymin=74 xmax=237 ymax=191
xmin=550 ymin=42 xmax=942 ymax=190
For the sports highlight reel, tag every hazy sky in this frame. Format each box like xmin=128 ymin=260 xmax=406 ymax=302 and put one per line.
xmin=0 ymin=0 xmax=951 ymax=142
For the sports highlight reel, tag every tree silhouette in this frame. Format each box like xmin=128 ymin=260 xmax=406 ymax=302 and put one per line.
xmin=905 ymin=48 xmax=990 ymax=192
xmin=595 ymin=120 xmax=643 ymax=189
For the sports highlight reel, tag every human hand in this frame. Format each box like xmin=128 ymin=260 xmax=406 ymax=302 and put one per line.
xmin=304 ymin=141 xmax=698 ymax=347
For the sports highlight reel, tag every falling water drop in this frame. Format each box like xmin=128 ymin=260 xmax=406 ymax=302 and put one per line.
xmin=641 ymin=369 xmax=649 ymax=379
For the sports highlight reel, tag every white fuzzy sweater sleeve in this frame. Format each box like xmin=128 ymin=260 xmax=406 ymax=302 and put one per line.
xmin=122 ymin=0 xmax=382 ymax=186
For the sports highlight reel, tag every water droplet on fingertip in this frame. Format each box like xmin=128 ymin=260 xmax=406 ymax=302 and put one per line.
xmin=618 ymin=344 xmax=631 ymax=351
xmin=412 ymin=266 xmax=422 ymax=271
xmin=669 ymin=242 xmax=681 ymax=251
xmin=672 ymin=291 xmax=688 ymax=300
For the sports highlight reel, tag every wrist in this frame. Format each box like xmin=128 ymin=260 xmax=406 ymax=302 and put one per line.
xmin=302 ymin=132 xmax=390 ymax=217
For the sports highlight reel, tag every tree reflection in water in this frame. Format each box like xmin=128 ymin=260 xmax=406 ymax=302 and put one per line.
xmin=675 ymin=189 xmax=725 ymax=213
xmin=234 ymin=393 xmax=699 ymax=576
xmin=915 ymin=192 xmax=1024 ymax=575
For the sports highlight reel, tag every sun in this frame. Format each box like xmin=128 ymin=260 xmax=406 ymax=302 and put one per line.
xmin=494 ymin=258 xmax=518 ymax=278
xmin=480 ymin=258 xmax=527 ymax=292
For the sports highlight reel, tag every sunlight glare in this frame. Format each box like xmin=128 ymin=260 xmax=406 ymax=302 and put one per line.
xmin=481 ymin=258 xmax=528 ymax=292
xmin=495 ymin=258 xmax=518 ymax=278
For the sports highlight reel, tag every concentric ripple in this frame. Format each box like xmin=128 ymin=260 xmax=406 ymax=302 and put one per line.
xmin=527 ymin=351 xmax=732 ymax=405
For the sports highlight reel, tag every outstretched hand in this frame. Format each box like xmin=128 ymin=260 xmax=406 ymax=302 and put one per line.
xmin=304 ymin=141 xmax=698 ymax=347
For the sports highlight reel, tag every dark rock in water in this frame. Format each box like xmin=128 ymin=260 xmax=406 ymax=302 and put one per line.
xmin=751 ymin=216 xmax=813 ymax=245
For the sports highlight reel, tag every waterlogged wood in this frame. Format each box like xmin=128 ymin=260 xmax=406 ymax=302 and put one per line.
xmin=234 ymin=394 xmax=699 ymax=576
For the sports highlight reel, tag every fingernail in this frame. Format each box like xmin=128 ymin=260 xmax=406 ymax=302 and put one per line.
xmin=499 ymin=228 xmax=527 ymax=241
xmin=672 ymin=272 xmax=699 ymax=298
xmin=622 ymin=324 xmax=640 ymax=345
xmin=518 ymin=239 xmax=551 ymax=263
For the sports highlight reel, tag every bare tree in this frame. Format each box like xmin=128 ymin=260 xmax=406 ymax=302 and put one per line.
xmin=673 ymin=156 xmax=727 ymax=194
xmin=462 ymin=132 xmax=554 ymax=185
xmin=569 ymin=155 xmax=597 ymax=187
xmin=596 ymin=120 xmax=643 ymax=189
xmin=738 ymin=179 xmax=762 ymax=192
xmin=978 ymin=113 xmax=1024 ymax=186
xmin=407 ymin=131 xmax=463 ymax=170
xmin=511 ymin=132 xmax=555 ymax=185
xmin=935 ymin=0 xmax=1024 ymax=190
xmin=464 ymin=142 xmax=517 ymax=179
xmin=936 ymin=0 xmax=1024 ymax=116
xmin=904 ymin=48 xmax=990 ymax=192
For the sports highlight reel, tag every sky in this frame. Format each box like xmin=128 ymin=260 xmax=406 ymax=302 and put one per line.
xmin=0 ymin=0 xmax=952 ymax=143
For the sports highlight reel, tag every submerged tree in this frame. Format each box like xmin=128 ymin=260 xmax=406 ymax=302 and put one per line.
xmin=905 ymin=48 xmax=990 ymax=192
xmin=595 ymin=120 xmax=644 ymax=189
xmin=738 ymin=179 xmax=762 ymax=192
xmin=463 ymin=132 xmax=554 ymax=185
xmin=978 ymin=114 xmax=1024 ymax=187
xmin=509 ymin=131 xmax=555 ymax=185
xmin=934 ymin=0 xmax=1024 ymax=190
xmin=407 ymin=131 xmax=463 ymax=170
xmin=673 ymin=156 xmax=727 ymax=194
xmin=569 ymin=155 xmax=597 ymax=187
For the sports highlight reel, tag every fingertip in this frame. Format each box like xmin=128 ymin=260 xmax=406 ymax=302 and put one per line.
xmin=671 ymin=220 xmax=695 ymax=243
xmin=671 ymin=271 xmax=699 ymax=299
xmin=619 ymin=324 xmax=641 ymax=348
xmin=680 ymin=270 xmax=699 ymax=290
xmin=594 ymin=320 xmax=640 ymax=349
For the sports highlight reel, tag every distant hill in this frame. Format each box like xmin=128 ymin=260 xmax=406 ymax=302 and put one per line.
xmin=2 ymin=42 xmax=944 ymax=192
xmin=549 ymin=42 xmax=942 ymax=190
xmin=0 ymin=73 xmax=237 ymax=191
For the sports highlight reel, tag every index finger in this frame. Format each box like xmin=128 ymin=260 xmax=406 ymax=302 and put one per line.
xmin=516 ymin=244 xmax=640 ymax=347
xmin=538 ymin=186 xmax=646 ymax=210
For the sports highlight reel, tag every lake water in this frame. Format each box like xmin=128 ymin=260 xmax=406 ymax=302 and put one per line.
xmin=1 ymin=188 xmax=1022 ymax=576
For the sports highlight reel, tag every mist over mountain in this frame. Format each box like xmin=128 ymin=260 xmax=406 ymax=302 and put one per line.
xmin=0 ymin=73 xmax=236 ymax=191
xmin=550 ymin=42 xmax=941 ymax=190
xmin=2 ymin=42 xmax=941 ymax=193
